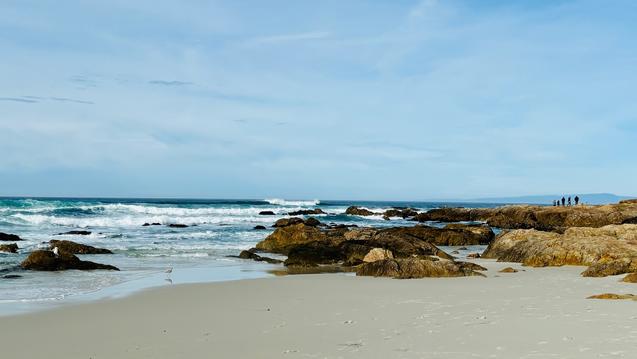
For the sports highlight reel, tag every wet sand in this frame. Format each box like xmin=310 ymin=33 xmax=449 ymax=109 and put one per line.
xmin=1 ymin=260 xmax=636 ymax=359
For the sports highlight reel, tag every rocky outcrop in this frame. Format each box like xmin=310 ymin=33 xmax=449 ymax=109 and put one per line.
xmin=288 ymin=209 xmax=326 ymax=216
xmin=49 ymin=240 xmax=113 ymax=254
xmin=345 ymin=206 xmax=376 ymax=216
xmin=57 ymin=230 xmax=92 ymax=235
xmin=259 ymin=211 xmax=276 ymax=216
xmin=0 ymin=243 xmax=18 ymax=253
xmin=21 ymin=250 xmax=119 ymax=271
xmin=482 ymin=224 xmax=637 ymax=277
xmin=254 ymin=225 xmax=267 ymax=230
xmin=272 ymin=217 xmax=321 ymax=228
xmin=0 ymin=232 xmax=22 ymax=241
xmin=372 ymin=225 xmax=494 ymax=246
xmin=414 ymin=202 xmax=637 ymax=231
xmin=356 ymin=258 xmax=485 ymax=279
xmin=142 ymin=222 xmax=161 ymax=226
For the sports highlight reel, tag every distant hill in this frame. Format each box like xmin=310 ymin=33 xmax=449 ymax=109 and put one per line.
xmin=467 ymin=193 xmax=634 ymax=205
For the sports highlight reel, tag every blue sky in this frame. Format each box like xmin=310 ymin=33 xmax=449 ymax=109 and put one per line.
xmin=1 ymin=0 xmax=636 ymax=200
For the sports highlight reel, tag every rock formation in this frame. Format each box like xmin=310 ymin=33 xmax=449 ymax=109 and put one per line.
xmin=57 ymin=230 xmax=92 ymax=235
xmin=288 ymin=209 xmax=326 ymax=216
xmin=482 ymin=224 xmax=637 ymax=277
xmin=21 ymin=250 xmax=119 ymax=271
xmin=0 ymin=243 xmax=18 ymax=253
xmin=356 ymin=258 xmax=485 ymax=279
xmin=49 ymin=240 xmax=113 ymax=254
xmin=345 ymin=206 xmax=376 ymax=216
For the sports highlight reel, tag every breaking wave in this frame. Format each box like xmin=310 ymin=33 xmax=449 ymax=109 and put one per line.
xmin=264 ymin=198 xmax=320 ymax=206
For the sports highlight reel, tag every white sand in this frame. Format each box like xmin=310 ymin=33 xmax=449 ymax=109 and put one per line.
xmin=1 ymin=260 xmax=636 ymax=359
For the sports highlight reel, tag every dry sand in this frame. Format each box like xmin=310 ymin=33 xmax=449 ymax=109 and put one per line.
xmin=1 ymin=260 xmax=636 ymax=358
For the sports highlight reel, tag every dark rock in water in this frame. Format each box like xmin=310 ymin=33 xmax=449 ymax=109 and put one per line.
xmin=304 ymin=217 xmax=321 ymax=227
xmin=259 ymin=211 xmax=276 ymax=216
xmin=254 ymin=225 xmax=267 ymax=230
xmin=383 ymin=208 xmax=419 ymax=219
xmin=288 ymin=209 xmax=326 ymax=216
xmin=143 ymin=223 xmax=150 ymax=226
xmin=272 ymin=217 xmax=305 ymax=228
xmin=49 ymin=240 xmax=113 ymax=254
xmin=236 ymin=250 xmax=282 ymax=264
xmin=168 ymin=224 xmax=188 ymax=228
xmin=356 ymin=258 xmax=485 ymax=279
xmin=21 ymin=250 xmax=119 ymax=271
xmin=345 ymin=206 xmax=376 ymax=216
xmin=57 ymin=230 xmax=92 ymax=236
xmin=0 ymin=243 xmax=19 ymax=253
xmin=0 ymin=232 xmax=22 ymax=241
xmin=2 ymin=274 xmax=22 ymax=279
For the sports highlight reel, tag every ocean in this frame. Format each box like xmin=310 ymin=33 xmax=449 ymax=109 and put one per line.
xmin=0 ymin=197 xmax=500 ymax=313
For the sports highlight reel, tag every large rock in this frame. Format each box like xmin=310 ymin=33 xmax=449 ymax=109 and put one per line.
xmin=373 ymin=225 xmax=494 ymax=247
xmin=255 ymin=223 xmax=334 ymax=254
xmin=412 ymin=208 xmax=490 ymax=222
xmin=356 ymin=258 xmax=485 ymax=279
xmin=482 ymin=224 xmax=637 ymax=277
xmin=345 ymin=206 xmax=376 ymax=216
xmin=0 ymin=232 xmax=22 ymax=241
xmin=49 ymin=240 xmax=113 ymax=254
xmin=21 ymin=250 xmax=119 ymax=271
xmin=0 ymin=243 xmax=18 ymax=253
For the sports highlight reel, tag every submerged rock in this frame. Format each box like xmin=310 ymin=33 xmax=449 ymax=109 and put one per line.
xmin=622 ymin=273 xmax=637 ymax=283
xmin=21 ymin=250 xmax=119 ymax=271
xmin=2 ymin=274 xmax=22 ymax=279
xmin=356 ymin=258 xmax=485 ymax=279
xmin=49 ymin=240 xmax=113 ymax=255
xmin=259 ymin=211 xmax=276 ymax=216
xmin=587 ymin=293 xmax=637 ymax=301
xmin=142 ymin=222 xmax=162 ymax=226
xmin=482 ymin=224 xmax=637 ymax=277
xmin=168 ymin=224 xmax=188 ymax=228
xmin=237 ymin=250 xmax=282 ymax=264
xmin=57 ymin=230 xmax=92 ymax=236
xmin=499 ymin=267 xmax=518 ymax=273
xmin=0 ymin=243 xmax=19 ymax=253
xmin=253 ymin=225 xmax=267 ymax=230
xmin=0 ymin=232 xmax=22 ymax=241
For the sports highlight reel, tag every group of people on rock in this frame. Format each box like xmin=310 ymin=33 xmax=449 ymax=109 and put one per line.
xmin=553 ymin=195 xmax=579 ymax=207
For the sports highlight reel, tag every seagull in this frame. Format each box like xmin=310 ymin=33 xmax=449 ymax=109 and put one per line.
xmin=165 ymin=267 xmax=173 ymax=274
xmin=52 ymin=247 xmax=59 ymax=257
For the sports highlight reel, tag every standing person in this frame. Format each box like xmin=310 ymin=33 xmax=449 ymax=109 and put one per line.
xmin=561 ymin=197 xmax=566 ymax=206
xmin=568 ymin=197 xmax=572 ymax=206
xmin=575 ymin=196 xmax=580 ymax=205
xmin=553 ymin=200 xmax=557 ymax=206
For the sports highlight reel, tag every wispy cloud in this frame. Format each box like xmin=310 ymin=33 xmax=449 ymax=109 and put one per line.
xmin=0 ymin=97 xmax=38 ymax=103
xmin=0 ymin=96 xmax=93 ymax=105
xmin=248 ymin=31 xmax=330 ymax=45
xmin=148 ymin=80 xmax=194 ymax=86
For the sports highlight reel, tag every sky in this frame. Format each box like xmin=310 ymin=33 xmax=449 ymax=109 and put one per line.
xmin=1 ymin=0 xmax=636 ymax=200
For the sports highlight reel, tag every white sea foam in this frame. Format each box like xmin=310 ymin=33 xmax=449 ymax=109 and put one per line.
xmin=264 ymin=198 xmax=320 ymax=206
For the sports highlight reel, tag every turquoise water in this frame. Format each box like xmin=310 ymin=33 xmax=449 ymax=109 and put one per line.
xmin=0 ymin=197 xmax=500 ymax=313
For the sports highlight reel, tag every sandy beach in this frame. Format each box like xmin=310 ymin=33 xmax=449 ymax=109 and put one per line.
xmin=1 ymin=260 xmax=635 ymax=359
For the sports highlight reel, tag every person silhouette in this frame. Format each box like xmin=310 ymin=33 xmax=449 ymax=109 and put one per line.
xmin=568 ymin=197 xmax=572 ymax=206
xmin=553 ymin=200 xmax=556 ymax=206
xmin=575 ymin=196 xmax=580 ymax=205
xmin=561 ymin=197 xmax=566 ymax=206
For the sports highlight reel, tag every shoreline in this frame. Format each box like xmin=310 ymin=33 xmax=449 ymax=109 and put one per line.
xmin=1 ymin=260 xmax=635 ymax=358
